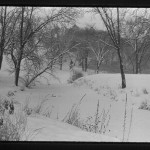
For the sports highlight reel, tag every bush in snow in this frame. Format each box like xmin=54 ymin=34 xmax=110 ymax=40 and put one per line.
xmin=19 ymin=75 xmax=37 ymax=90
xmin=94 ymin=88 xmax=99 ymax=92
xmin=43 ymin=105 xmax=54 ymax=119
xmin=142 ymin=88 xmax=148 ymax=94
xmin=63 ymin=96 xmax=111 ymax=135
xmin=68 ymin=69 xmax=84 ymax=83
xmin=62 ymin=103 xmax=83 ymax=128
xmin=0 ymin=97 xmax=27 ymax=141
xmin=139 ymin=100 xmax=150 ymax=111
xmin=82 ymin=100 xmax=111 ymax=134
xmin=23 ymin=95 xmax=49 ymax=116
xmin=7 ymin=91 xmax=15 ymax=97
xmin=62 ymin=94 xmax=86 ymax=128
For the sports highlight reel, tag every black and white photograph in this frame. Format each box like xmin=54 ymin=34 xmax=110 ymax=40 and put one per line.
xmin=0 ymin=6 xmax=150 ymax=143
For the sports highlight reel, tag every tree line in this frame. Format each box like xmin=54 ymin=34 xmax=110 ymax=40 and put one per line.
xmin=1 ymin=7 xmax=150 ymax=89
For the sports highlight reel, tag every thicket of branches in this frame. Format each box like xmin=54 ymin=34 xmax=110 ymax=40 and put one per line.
xmin=1 ymin=7 xmax=150 ymax=89
xmin=0 ymin=7 xmax=82 ymax=87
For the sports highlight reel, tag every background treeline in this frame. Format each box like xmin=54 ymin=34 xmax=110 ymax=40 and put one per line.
xmin=63 ymin=24 xmax=150 ymax=74
xmin=1 ymin=7 xmax=150 ymax=89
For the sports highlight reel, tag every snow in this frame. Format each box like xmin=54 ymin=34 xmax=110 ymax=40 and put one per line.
xmin=1 ymin=56 xmax=150 ymax=142
xmin=23 ymin=115 xmax=119 ymax=141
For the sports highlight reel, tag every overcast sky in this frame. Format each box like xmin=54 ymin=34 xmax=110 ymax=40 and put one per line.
xmin=76 ymin=8 xmax=149 ymax=30
xmin=42 ymin=7 xmax=149 ymax=31
xmin=76 ymin=12 xmax=105 ymax=30
xmin=42 ymin=7 xmax=105 ymax=30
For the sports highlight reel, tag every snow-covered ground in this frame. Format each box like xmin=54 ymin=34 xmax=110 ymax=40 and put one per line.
xmin=1 ymin=56 xmax=150 ymax=142
xmin=22 ymin=115 xmax=119 ymax=141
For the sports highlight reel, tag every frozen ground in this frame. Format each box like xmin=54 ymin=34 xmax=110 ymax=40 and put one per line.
xmin=1 ymin=57 xmax=150 ymax=142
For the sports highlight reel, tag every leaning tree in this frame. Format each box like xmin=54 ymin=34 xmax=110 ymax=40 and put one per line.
xmin=6 ymin=7 xmax=81 ymax=86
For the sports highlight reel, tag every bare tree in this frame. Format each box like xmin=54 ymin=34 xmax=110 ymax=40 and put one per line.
xmin=7 ymin=7 xmax=80 ymax=86
xmin=88 ymin=39 xmax=111 ymax=73
xmin=73 ymin=26 xmax=96 ymax=72
xmin=0 ymin=7 xmax=17 ymax=69
xmin=95 ymin=7 xmax=126 ymax=88
xmin=24 ymin=42 xmax=80 ymax=87
xmin=56 ymin=26 xmax=75 ymax=70
xmin=122 ymin=8 xmax=150 ymax=74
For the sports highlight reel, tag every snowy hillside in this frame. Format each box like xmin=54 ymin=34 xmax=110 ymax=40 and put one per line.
xmin=22 ymin=115 xmax=119 ymax=141
xmin=1 ymin=56 xmax=150 ymax=142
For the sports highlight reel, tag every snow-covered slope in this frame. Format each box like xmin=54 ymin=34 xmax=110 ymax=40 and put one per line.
xmin=0 ymin=57 xmax=119 ymax=142
xmin=1 ymin=56 xmax=150 ymax=142
xmin=74 ymin=74 xmax=150 ymax=142
xmin=24 ymin=115 xmax=119 ymax=141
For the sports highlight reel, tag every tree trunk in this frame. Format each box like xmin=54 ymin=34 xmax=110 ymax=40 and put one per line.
xmin=117 ymin=8 xmax=126 ymax=88
xmin=137 ymin=62 xmax=141 ymax=73
xmin=85 ymin=57 xmax=87 ymax=72
xmin=50 ymin=60 xmax=53 ymax=69
xmin=0 ymin=41 xmax=5 ymax=70
xmin=81 ymin=58 xmax=84 ymax=71
xmin=15 ymin=7 xmax=25 ymax=86
xmin=134 ymin=38 xmax=140 ymax=74
xmin=15 ymin=65 xmax=20 ymax=86
xmin=135 ymin=52 xmax=139 ymax=74
xmin=0 ymin=54 xmax=3 ymax=69
xmin=135 ymin=61 xmax=141 ymax=74
xmin=132 ymin=65 xmax=135 ymax=74
xmin=0 ymin=7 xmax=7 ymax=70
xmin=139 ymin=63 xmax=141 ymax=73
xmin=117 ymin=48 xmax=126 ymax=88
xmin=96 ymin=62 xmax=100 ymax=74
xmin=59 ymin=54 xmax=63 ymax=70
